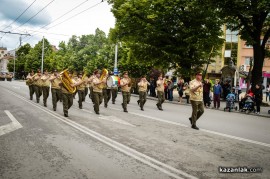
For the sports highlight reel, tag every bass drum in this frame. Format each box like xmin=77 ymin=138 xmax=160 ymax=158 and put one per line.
xmin=107 ymin=76 xmax=119 ymax=87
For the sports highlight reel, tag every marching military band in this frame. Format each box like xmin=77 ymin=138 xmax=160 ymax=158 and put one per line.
xmin=3 ymin=69 xmax=170 ymax=117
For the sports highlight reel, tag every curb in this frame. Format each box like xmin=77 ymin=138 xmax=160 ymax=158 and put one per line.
xmin=130 ymin=93 xmax=270 ymax=119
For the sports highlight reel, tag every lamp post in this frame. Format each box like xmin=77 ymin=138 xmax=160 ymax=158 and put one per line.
xmin=114 ymin=42 xmax=122 ymax=75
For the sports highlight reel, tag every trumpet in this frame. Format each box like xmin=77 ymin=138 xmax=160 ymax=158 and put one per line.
xmin=59 ymin=69 xmax=76 ymax=93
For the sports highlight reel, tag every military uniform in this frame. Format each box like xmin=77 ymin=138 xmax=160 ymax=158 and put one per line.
xmin=156 ymin=78 xmax=165 ymax=110
xmin=33 ymin=74 xmax=43 ymax=103
xmin=102 ymin=81 xmax=110 ymax=108
xmin=137 ymin=79 xmax=150 ymax=110
xmin=26 ymin=73 xmax=35 ymax=100
xmin=88 ymin=75 xmax=95 ymax=103
xmin=50 ymin=74 xmax=61 ymax=111
xmin=41 ymin=74 xmax=50 ymax=107
xmin=189 ymin=78 xmax=204 ymax=129
xmin=120 ymin=77 xmax=131 ymax=112
xmin=92 ymin=76 xmax=104 ymax=114
xmin=84 ymin=76 xmax=89 ymax=100
xmin=61 ymin=84 xmax=74 ymax=117
xmin=76 ymin=77 xmax=85 ymax=109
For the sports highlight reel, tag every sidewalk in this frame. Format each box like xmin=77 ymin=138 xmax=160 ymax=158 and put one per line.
xmin=131 ymin=90 xmax=270 ymax=118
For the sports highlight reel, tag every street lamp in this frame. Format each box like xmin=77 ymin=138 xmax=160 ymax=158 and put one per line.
xmin=114 ymin=42 xmax=122 ymax=75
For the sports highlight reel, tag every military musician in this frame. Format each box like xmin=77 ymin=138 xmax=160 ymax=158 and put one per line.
xmin=137 ymin=75 xmax=150 ymax=111
xmin=120 ymin=71 xmax=131 ymax=112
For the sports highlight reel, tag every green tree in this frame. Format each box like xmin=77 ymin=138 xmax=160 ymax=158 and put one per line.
xmin=25 ymin=38 xmax=53 ymax=72
xmin=8 ymin=43 xmax=32 ymax=77
xmin=108 ymin=0 xmax=224 ymax=78
xmin=208 ymin=0 xmax=270 ymax=89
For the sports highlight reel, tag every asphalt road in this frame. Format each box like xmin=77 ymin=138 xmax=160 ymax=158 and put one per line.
xmin=0 ymin=81 xmax=269 ymax=179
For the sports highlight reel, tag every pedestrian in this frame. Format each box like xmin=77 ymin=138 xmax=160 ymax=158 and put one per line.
xmin=177 ymin=79 xmax=184 ymax=103
xmin=167 ymin=80 xmax=174 ymax=101
xmin=164 ymin=76 xmax=169 ymax=100
xmin=156 ymin=74 xmax=165 ymax=110
xmin=203 ymin=79 xmax=211 ymax=108
xmin=137 ymin=75 xmax=150 ymax=111
xmin=235 ymin=83 xmax=242 ymax=102
xmin=254 ymin=84 xmax=263 ymax=115
xmin=223 ymin=81 xmax=231 ymax=100
xmin=188 ymin=71 xmax=204 ymax=130
xmin=213 ymin=79 xmax=222 ymax=109
xmin=120 ymin=71 xmax=131 ymax=112
xmin=184 ymin=82 xmax=190 ymax=104
xmin=266 ymin=83 xmax=270 ymax=102
xmin=149 ymin=77 xmax=156 ymax=97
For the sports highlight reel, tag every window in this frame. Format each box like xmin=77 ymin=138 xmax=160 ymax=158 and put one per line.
xmin=244 ymin=43 xmax=253 ymax=48
xmin=245 ymin=57 xmax=253 ymax=65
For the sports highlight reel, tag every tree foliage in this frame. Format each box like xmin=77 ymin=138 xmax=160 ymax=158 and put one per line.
xmin=208 ymin=0 xmax=270 ymax=88
xmin=108 ymin=0 xmax=224 ymax=78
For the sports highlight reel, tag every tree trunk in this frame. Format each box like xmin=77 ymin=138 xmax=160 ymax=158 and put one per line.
xmin=251 ymin=41 xmax=264 ymax=92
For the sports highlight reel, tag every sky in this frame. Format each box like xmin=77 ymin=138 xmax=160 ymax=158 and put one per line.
xmin=0 ymin=0 xmax=115 ymax=51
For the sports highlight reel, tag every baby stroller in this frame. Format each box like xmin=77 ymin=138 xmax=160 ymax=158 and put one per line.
xmin=240 ymin=95 xmax=255 ymax=113
xmin=224 ymin=93 xmax=237 ymax=112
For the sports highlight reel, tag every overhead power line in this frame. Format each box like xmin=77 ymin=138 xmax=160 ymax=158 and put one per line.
xmin=41 ymin=0 xmax=89 ymax=30
xmin=0 ymin=0 xmax=37 ymax=42
xmin=12 ymin=0 xmax=55 ymax=32
xmin=23 ymin=0 xmax=104 ymax=43
xmin=1 ymin=0 xmax=38 ymax=31
xmin=47 ymin=1 xmax=103 ymax=30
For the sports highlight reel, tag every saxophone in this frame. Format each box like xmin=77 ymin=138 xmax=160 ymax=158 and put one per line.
xmin=98 ymin=69 xmax=108 ymax=89
xmin=59 ymin=69 xmax=76 ymax=93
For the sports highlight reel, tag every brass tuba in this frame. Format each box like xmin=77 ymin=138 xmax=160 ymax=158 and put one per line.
xmin=59 ymin=69 xmax=76 ymax=93
xmin=98 ymin=69 xmax=108 ymax=89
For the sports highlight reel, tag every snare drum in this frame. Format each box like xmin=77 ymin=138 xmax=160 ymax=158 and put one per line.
xmin=107 ymin=76 xmax=119 ymax=87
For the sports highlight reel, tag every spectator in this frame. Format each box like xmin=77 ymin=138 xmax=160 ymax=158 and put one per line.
xmin=184 ymin=82 xmax=190 ymax=104
xmin=167 ymin=80 xmax=174 ymax=101
xmin=266 ymin=83 xmax=270 ymax=102
xmin=149 ymin=77 xmax=156 ymax=97
xmin=213 ymin=79 xmax=222 ymax=109
xmin=254 ymin=84 xmax=263 ymax=115
xmin=203 ymin=79 xmax=211 ymax=108
xmin=223 ymin=81 xmax=231 ymax=100
xmin=164 ymin=76 xmax=169 ymax=100
xmin=177 ymin=79 xmax=184 ymax=103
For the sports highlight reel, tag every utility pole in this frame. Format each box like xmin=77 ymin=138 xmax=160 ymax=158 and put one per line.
xmin=114 ymin=43 xmax=118 ymax=75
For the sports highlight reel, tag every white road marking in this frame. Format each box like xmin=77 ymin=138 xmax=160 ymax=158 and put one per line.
xmin=0 ymin=110 xmax=23 ymax=136
xmin=99 ymin=115 xmax=136 ymax=127
xmin=2 ymin=84 xmax=270 ymax=148
xmin=12 ymin=86 xmax=20 ymax=89
xmin=4 ymin=88 xmax=196 ymax=179
xmin=109 ymin=108 xmax=270 ymax=148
